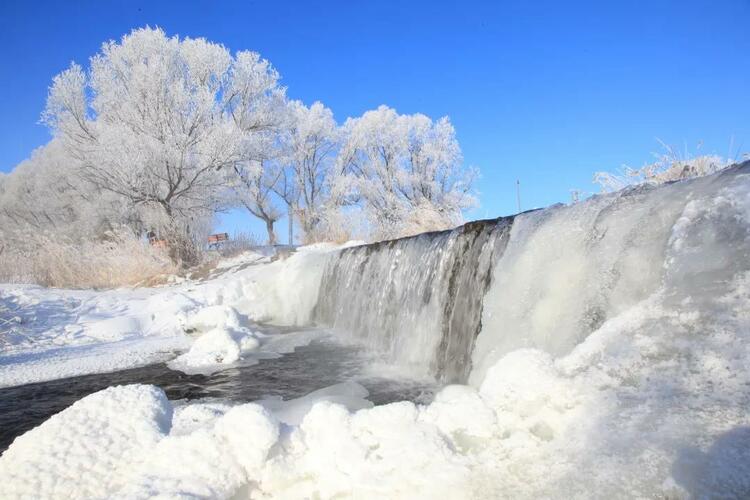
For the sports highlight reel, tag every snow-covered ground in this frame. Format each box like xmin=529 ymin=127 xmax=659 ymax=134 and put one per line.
xmin=1 ymin=170 xmax=750 ymax=499
xmin=0 ymin=245 xmax=338 ymax=388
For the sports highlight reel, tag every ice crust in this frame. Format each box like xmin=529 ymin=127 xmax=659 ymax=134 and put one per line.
xmin=2 ymin=170 xmax=750 ymax=498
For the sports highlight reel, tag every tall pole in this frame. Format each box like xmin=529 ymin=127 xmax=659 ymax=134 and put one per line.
xmin=288 ymin=204 xmax=293 ymax=246
xmin=516 ymin=179 xmax=521 ymax=213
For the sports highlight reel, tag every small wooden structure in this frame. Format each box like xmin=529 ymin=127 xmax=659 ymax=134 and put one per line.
xmin=207 ymin=232 xmax=229 ymax=249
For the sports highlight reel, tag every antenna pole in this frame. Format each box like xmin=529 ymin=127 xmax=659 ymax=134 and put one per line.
xmin=516 ymin=179 xmax=521 ymax=213
xmin=288 ymin=204 xmax=293 ymax=245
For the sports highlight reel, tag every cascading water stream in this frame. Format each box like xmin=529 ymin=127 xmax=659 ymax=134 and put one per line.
xmin=311 ymin=161 xmax=750 ymax=386
xmin=314 ymin=218 xmax=513 ymax=382
xmin=472 ymin=161 xmax=750 ymax=382
xmin=3 ymin=164 xmax=748 ymax=499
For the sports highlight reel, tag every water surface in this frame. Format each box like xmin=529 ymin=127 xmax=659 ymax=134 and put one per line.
xmin=0 ymin=336 xmax=437 ymax=451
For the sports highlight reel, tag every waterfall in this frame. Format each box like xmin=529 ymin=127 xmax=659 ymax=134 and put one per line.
xmin=472 ymin=162 xmax=750 ymax=383
xmin=314 ymin=218 xmax=512 ymax=382
xmin=312 ymin=161 xmax=750 ymax=385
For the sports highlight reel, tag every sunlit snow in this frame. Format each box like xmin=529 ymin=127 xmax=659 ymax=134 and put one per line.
xmin=1 ymin=165 xmax=749 ymax=498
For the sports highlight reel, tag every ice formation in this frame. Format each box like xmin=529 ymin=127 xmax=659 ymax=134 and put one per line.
xmin=315 ymin=218 xmax=511 ymax=382
xmin=1 ymin=163 xmax=749 ymax=498
xmin=167 ymin=305 xmax=262 ymax=374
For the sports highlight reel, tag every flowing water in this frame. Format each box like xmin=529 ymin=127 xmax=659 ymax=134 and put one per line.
xmin=315 ymin=217 xmax=513 ymax=382
xmin=3 ymin=161 xmax=749 ymax=459
xmin=0 ymin=335 xmax=437 ymax=451
xmin=314 ymin=161 xmax=750 ymax=385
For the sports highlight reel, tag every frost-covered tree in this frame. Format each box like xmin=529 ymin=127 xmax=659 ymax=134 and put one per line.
xmin=42 ymin=27 xmax=285 ymax=262
xmin=337 ymin=105 xmax=476 ymax=239
xmin=0 ymin=139 xmax=135 ymax=241
xmin=593 ymin=141 xmax=742 ymax=192
xmin=230 ymin=158 xmax=284 ymax=245
xmin=0 ymin=139 xmax=178 ymax=287
xmin=273 ymin=100 xmax=340 ymax=242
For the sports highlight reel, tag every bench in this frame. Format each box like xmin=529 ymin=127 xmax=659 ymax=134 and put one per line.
xmin=207 ymin=232 xmax=229 ymax=248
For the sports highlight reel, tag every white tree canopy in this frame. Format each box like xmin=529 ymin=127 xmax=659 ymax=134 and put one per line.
xmin=0 ymin=139 xmax=134 ymax=241
xmin=42 ymin=27 xmax=285 ymax=230
xmin=276 ymin=100 xmax=340 ymax=241
xmin=337 ymin=105 xmax=477 ymax=239
xmin=26 ymin=28 xmax=482 ymax=253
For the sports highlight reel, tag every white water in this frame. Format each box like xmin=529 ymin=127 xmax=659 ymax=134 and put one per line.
xmin=3 ymin=163 xmax=749 ymax=499
xmin=314 ymin=219 xmax=511 ymax=382
xmin=313 ymin=163 xmax=750 ymax=386
xmin=473 ymin=164 xmax=750 ymax=383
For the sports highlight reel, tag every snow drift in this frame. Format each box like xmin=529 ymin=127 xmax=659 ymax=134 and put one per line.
xmin=2 ymin=162 xmax=749 ymax=498
xmin=0 ymin=245 xmax=334 ymax=386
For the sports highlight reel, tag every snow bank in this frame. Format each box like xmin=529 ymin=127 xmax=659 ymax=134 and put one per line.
xmin=220 ymin=243 xmax=338 ymax=326
xmin=0 ymin=336 xmax=190 ymax=388
xmin=0 ymin=385 xmax=172 ymax=498
xmin=0 ymin=243 xmax=342 ymax=387
xmin=5 ymin=261 xmax=749 ymax=499
xmin=2 ymin=171 xmax=749 ymax=498
xmin=0 ymin=286 xmax=194 ymax=387
xmin=213 ymin=249 xmax=270 ymax=270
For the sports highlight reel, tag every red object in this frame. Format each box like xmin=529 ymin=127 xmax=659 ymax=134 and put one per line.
xmin=207 ymin=233 xmax=229 ymax=245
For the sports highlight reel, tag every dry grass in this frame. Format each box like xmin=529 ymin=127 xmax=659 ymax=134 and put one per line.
xmin=0 ymin=230 xmax=177 ymax=289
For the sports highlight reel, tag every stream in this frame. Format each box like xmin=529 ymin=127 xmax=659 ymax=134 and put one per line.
xmin=0 ymin=335 xmax=438 ymax=451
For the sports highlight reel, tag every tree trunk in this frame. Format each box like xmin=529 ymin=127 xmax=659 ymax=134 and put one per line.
xmin=157 ymin=203 xmax=199 ymax=267
xmin=266 ymin=219 xmax=277 ymax=246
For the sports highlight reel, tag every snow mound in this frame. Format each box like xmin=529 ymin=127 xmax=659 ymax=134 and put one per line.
xmin=165 ymin=306 xmax=329 ymax=375
xmin=0 ymin=385 xmax=172 ymax=499
xmin=167 ymin=328 xmax=260 ymax=374
xmin=167 ymin=305 xmax=262 ymax=374
xmin=119 ymin=403 xmax=279 ymax=499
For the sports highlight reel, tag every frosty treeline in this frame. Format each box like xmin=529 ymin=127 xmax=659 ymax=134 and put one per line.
xmin=0 ymin=27 xmax=477 ymax=270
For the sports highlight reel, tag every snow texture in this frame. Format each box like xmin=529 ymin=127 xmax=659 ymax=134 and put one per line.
xmin=0 ymin=243 xmax=338 ymax=387
xmin=1 ymin=168 xmax=749 ymax=498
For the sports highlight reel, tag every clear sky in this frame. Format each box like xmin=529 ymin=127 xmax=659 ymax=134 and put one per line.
xmin=2 ymin=0 xmax=749 ymax=241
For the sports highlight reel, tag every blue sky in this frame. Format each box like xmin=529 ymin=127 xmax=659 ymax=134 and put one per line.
xmin=1 ymin=0 xmax=749 ymax=241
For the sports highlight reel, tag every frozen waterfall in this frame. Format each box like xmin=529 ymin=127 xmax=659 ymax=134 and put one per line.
xmin=314 ymin=218 xmax=512 ymax=382
xmin=312 ymin=161 xmax=750 ymax=384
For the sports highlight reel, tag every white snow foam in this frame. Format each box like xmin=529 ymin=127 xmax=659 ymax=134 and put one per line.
xmin=2 ymin=167 xmax=749 ymax=498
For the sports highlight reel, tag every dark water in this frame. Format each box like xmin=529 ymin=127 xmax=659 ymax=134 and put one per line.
xmin=314 ymin=217 xmax=513 ymax=383
xmin=0 ymin=338 xmax=437 ymax=452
